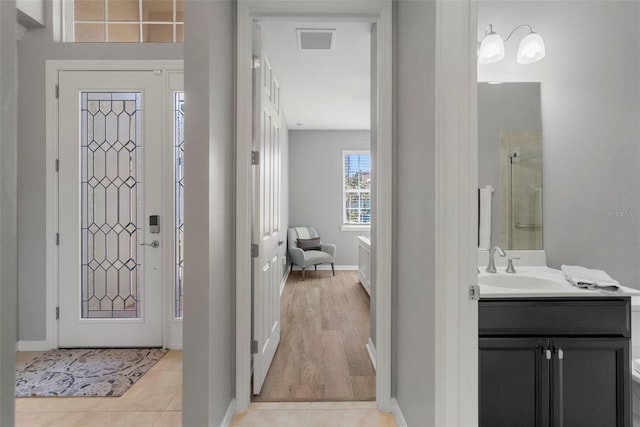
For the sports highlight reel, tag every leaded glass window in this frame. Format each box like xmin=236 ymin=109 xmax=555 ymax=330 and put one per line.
xmin=81 ymin=92 xmax=142 ymax=318
xmin=174 ymin=92 xmax=184 ymax=318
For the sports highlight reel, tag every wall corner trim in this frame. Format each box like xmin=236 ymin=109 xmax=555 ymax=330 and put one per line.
xmin=220 ymin=398 xmax=236 ymax=427
xmin=391 ymin=398 xmax=408 ymax=427
xmin=366 ymin=337 xmax=377 ymax=371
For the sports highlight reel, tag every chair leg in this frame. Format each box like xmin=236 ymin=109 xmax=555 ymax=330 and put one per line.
xmin=302 ymin=268 xmax=305 ymax=281
xmin=314 ymin=265 xmax=317 ymax=271
xmin=331 ymin=263 xmax=335 ymax=276
xmin=290 ymin=263 xmax=293 ymax=274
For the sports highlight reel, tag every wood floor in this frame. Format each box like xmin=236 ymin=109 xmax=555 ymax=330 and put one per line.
xmin=253 ymin=270 xmax=375 ymax=402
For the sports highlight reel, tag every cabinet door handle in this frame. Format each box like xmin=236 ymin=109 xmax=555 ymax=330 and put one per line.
xmin=545 ymin=349 xmax=552 ymax=360
xmin=556 ymin=347 xmax=564 ymax=427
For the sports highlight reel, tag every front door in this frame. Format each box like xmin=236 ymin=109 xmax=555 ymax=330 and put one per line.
xmin=58 ymin=70 xmax=163 ymax=347
xmin=252 ymin=24 xmax=282 ymax=394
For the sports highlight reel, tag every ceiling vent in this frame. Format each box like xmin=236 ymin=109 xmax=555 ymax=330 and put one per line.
xmin=296 ymin=28 xmax=336 ymax=51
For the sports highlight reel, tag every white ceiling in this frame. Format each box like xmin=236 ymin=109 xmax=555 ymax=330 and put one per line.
xmin=260 ymin=21 xmax=371 ymax=130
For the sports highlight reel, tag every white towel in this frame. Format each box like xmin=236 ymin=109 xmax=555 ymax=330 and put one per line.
xmin=561 ymin=265 xmax=620 ymax=292
xmin=295 ymin=227 xmax=310 ymax=239
xmin=478 ymin=185 xmax=493 ymax=250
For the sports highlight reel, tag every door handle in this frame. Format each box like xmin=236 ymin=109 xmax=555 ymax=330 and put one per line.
xmin=140 ymin=240 xmax=160 ymax=248
xmin=278 ymin=240 xmax=284 ymax=246
xmin=555 ymin=347 xmax=564 ymax=427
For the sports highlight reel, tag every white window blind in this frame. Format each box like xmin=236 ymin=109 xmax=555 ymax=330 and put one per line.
xmin=343 ymin=151 xmax=371 ymax=225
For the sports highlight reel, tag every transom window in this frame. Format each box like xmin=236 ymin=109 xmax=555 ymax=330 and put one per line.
xmin=65 ymin=0 xmax=184 ymax=43
xmin=343 ymin=151 xmax=371 ymax=226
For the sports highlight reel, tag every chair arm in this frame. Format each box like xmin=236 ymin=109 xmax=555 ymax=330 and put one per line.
xmin=320 ymin=243 xmax=336 ymax=258
xmin=289 ymin=247 xmax=306 ymax=266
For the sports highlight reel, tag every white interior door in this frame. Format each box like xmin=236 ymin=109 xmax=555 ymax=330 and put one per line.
xmin=252 ymin=24 xmax=282 ymax=394
xmin=58 ymin=70 xmax=163 ymax=347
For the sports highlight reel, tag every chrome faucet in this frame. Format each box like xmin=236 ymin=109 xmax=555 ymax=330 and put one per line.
xmin=505 ymin=257 xmax=521 ymax=274
xmin=486 ymin=246 xmax=506 ymax=273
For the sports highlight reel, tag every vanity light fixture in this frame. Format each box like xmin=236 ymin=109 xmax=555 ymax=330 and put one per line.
xmin=478 ymin=24 xmax=546 ymax=65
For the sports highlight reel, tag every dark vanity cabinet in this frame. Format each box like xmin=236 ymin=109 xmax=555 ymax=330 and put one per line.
xmin=479 ymin=298 xmax=631 ymax=427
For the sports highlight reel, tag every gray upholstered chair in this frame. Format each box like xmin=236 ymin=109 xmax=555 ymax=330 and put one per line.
xmin=288 ymin=227 xmax=336 ymax=280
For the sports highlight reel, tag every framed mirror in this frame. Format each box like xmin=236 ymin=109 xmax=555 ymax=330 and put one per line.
xmin=478 ymin=82 xmax=542 ymax=250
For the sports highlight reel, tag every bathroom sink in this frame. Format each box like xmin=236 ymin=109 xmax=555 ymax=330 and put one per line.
xmin=478 ymin=274 xmax=565 ymax=290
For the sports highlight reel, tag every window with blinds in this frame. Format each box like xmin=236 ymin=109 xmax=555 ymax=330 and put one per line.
xmin=65 ymin=0 xmax=184 ymax=43
xmin=343 ymin=151 xmax=371 ymax=226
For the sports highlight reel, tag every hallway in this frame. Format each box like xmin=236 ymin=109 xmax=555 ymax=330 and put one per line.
xmin=254 ymin=270 xmax=375 ymax=402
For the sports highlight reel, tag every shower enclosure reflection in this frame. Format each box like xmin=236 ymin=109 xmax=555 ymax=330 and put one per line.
xmin=478 ymin=82 xmax=542 ymax=250
xmin=502 ymin=130 xmax=542 ymax=249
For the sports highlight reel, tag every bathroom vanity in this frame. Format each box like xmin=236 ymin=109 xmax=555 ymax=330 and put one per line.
xmin=478 ymin=265 xmax=639 ymax=427
xmin=479 ymin=297 xmax=630 ymax=427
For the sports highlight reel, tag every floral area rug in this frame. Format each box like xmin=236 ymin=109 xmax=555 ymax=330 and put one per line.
xmin=16 ymin=348 xmax=168 ymax=397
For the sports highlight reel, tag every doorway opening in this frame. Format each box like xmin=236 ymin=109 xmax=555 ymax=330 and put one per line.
xmin=250 ymin=20 xmax=375 ymax=402
xmin=235 ymin=1 xmax=393 ymax=413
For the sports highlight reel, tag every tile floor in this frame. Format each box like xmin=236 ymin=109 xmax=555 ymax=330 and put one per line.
xmin=231 ymin=402 xmax=396 ymax=427
xmin=16 ymin=351 xmax=396 ymax=427
xmin=16 ymin=350 xmax=182 ymax=427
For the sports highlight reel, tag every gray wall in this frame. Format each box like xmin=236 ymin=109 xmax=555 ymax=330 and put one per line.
xmin=182 ymin=0 xmax=235 ymax=425
xmin=1 ymin=2 xmax=18 ymax=424
xmin=288 ymin=130 xmax=370 ymax=266
xmin=479 ymin=1 xmax=640 ymax=288
xmin=478 ymin=82 xmax=542 ymax=247
xmin=16 ymin=3 xmax=182 ymax=341
xmin=392 ymin=1 xmax=437 ymax=424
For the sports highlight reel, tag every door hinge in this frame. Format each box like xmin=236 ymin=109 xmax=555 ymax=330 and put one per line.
xmin=251 ymin=56 xmax=261 ymax=70
xmin=251 ymin=340 xmax=258 ymax=354
xmin=469 ymin=284 xmax=480 ymax=301
xmin=55 ymin=306 xmax=60 ymax=320
xmin=251 ymin=151 xmax=260 ymax=165
xmin=55 ymin=158 xmax=59 ymax=172
xmin=56 ymin=233 xmax=59 ymax=246
xmin=55 ymin=84 xmax=59 ymax=99
xmin=251 ymin=244 xmax=259 ymax=258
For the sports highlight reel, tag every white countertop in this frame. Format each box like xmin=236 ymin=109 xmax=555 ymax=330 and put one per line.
xmin=478 ymin=266 xmax=640 ymax=299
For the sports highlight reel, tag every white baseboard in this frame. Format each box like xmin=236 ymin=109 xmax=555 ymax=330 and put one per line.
xmin=17 ymin=340 xmax=53 ymax=351
xmin=391 ymin=398 xmax=408 ymax=427
xmin=220 ymin=398 xmax=236 ymax=427
xmin=290 ymin=264 xmax=358 ymax=271
xmin=366 ymin=337 xmax=377 ymax=371
xmin=166 ymin=343 xmax=183 ymax=350
xmin=280 ymin=268 xmax=290 ymax=296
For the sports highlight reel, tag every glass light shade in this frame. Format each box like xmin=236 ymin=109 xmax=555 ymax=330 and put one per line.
xmin=517 ymin=32 xmax=545 ymax=64
xmin=478 ymin=32 xmax=505 ymax=64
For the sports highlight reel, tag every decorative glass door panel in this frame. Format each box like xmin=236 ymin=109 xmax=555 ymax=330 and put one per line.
xmin=58 ymin=71 xmax=163 ymax=347
xmin=81 ymin=92 xmax=142 ymax=319
xmin=174 ymin=92 xmax=184 ymax=319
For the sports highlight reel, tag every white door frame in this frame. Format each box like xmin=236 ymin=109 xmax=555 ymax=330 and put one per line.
xmin=44 ymin=60 xmax=184 ymax=350
xmin=434 ymin=1 xmax=478 ymax=425
xmin=237 ymin=1 xmax=479 ymax=422
xmin=235 ymin=1 xmax=393 ymax=413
